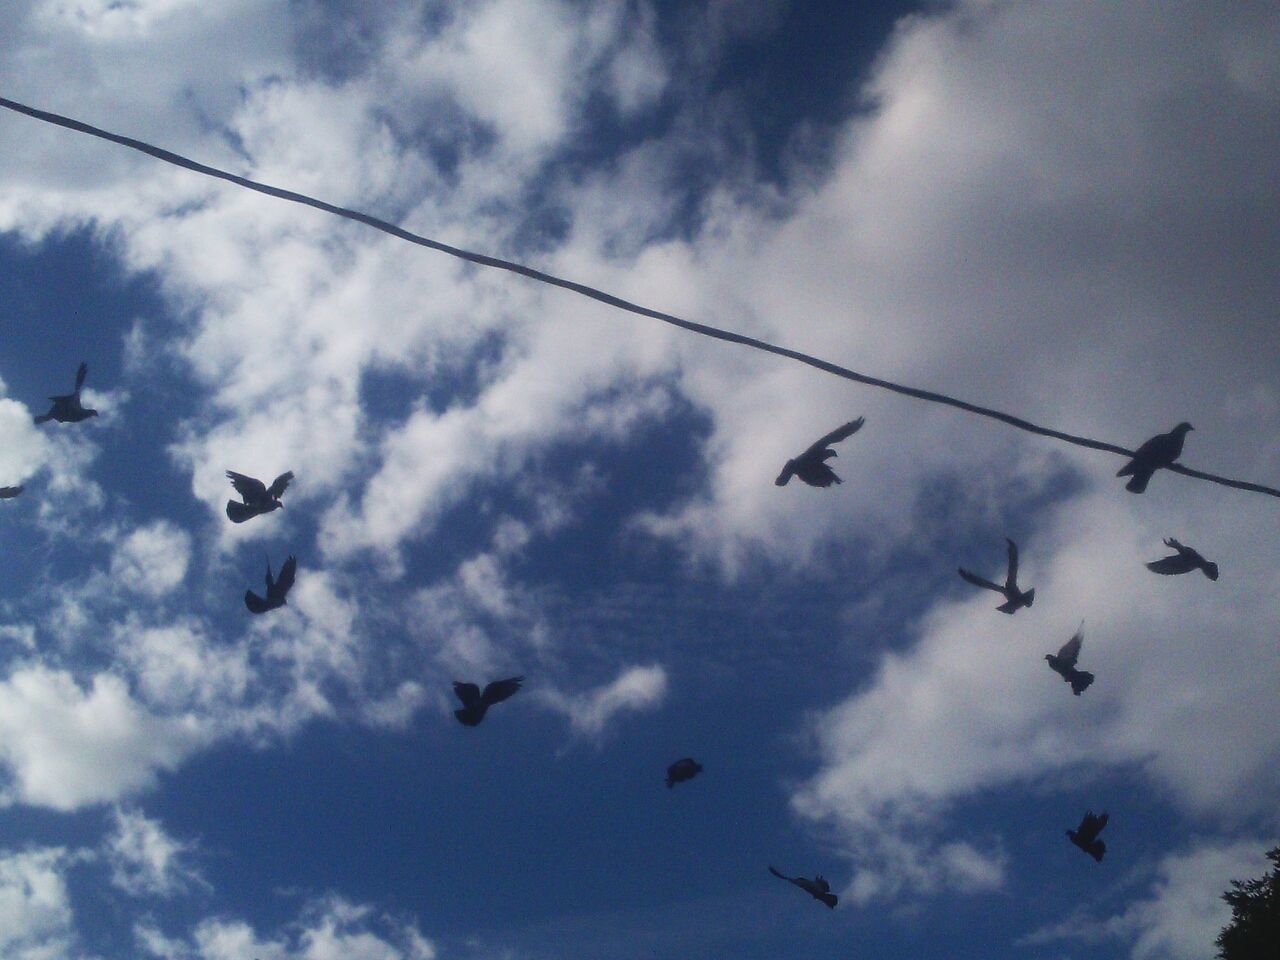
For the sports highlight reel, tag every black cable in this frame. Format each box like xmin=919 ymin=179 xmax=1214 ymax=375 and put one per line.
xmin=2 ymin=93 xmax=1276 ymax=499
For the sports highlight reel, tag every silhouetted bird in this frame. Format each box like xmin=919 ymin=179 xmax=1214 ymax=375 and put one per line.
xmin=1146 ymin=537 xmax=1218 ymax=581
xmin=1045 ymin=624 xmax=1094 ymax=696
xmin=769 ymin=866 xmax=838 ymax=908
xmin=1116 ymin=422 xmax=1193 ymax=493
xmin=452 ymin=676 xmax=524 ymax=726
xmin=225 ymin=470 xmax=294 ymax=523
xmin=0 ymin=486 xmax=22 ymax=499
xmin=958 ymin=538 xmax=1035 ymax=614
xmin=34 ymin=362 xmax=97 ymax=424
xmin=775 ymin=417 xmax=866 ymax=487
xmin=1067 ymin=810 xmax=1108 ymax=861
xmin=244 ymin=555 xmax=296 ymax=614
xmin=666 ymin=757 xmax=703 ymax=788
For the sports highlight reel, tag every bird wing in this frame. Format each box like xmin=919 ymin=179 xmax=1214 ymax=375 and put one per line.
xmin=226 ymin=471 xmax=267 ymax=502
xmin=244 ymin=590 xmax=271 ymax=614
xmin=1163 ymin=537 xmax=1186 ymax=553
xmin=271 ymin=555 xmax=297 ymax=600
xmin=452 ymin=682 xmax=481 ymax=707
xmin=1005 ymin=538 xmax=1019 ymax=587
xmin=481 ymin=675 xmax=525 ymax=705
xmin=1146 ymin=555 xmax=1195 ymax=575
xmin=1080 ymin=811 xmax=1108 ymax=840
xmin=0 ymin=486 xmax=23 ymax=499
xmin=768 ymin=866 xmax=793 ymax=882
xmin=74 ymin=361 xmax=88 ymax=392
xmin=807 ymin=417 xmax=865 ymax=453
xmin=1056 ymin=628 xmax=1083 ymax=668
xmin=775 ymin=461 xmax=796 ymax=486
xmin=958 ymin=568 xmax=1003 ymax=593
xmin=267 ymin=471 xmax=294 ymax=499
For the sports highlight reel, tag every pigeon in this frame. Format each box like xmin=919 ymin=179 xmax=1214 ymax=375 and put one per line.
xmin=1067 ymin=810 xmax=1109 ymax=862
xmin=666 ymin=757 xmax=703 ymax=788
xmin=775 ymin=417 xmax=866 ymax=487
xmin=1146 ymin=537 xmax=1218 ymax=581
xmin=34 ymin=362 xmax=98 ymax=424
xmin=958 ymin=538 xmax=1035 ymax=614
xmin=244 ymin=555 xmax=296 ymax=614
xmin=0 ymin=486 xmax=22 ymax=499
xmin=768 ymin=866 xmax=838 ymax=908
xmin=1116 ymin=422 xmax=1193 ymax=493
xmin=1045 ymin=624 xmax=1094 ymax=696
xmin=225 ymin=470 xmax=294 ymax=523
xmin=452 ymin=676 xmax=524 ymax=726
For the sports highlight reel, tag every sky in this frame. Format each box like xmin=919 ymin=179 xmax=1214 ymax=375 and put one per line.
xmin=0 ymin=1 xmax=1278 ymax=958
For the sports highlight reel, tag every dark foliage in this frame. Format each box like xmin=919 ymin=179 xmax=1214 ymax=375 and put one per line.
xmin=1216 ymin=846 xmax=1280 ymax=960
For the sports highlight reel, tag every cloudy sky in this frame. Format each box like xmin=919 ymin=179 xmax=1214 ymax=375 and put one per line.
xmin=1 ymin=1 xmax=1278 ymax=957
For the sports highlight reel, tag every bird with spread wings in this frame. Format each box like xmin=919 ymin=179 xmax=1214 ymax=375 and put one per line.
xmin=775 ymin=417 xmax=866 ymax=488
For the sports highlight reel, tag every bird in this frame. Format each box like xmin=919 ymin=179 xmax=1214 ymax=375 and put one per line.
xmin=0 ymin=486 xmax=22 ymax=499
xmin=1116 ymin=422 xmax=1193 ymax=493
xmin=958 ymin=538 xmax=1035 ymax=614
xmin=225 ymin=470 xmax=294 ymax=523
xmin=1067 ymin=810 xmax=1109 ymax=861
xmin=1045 ymin=624 xmax=1094 ymax=695
xmin=244 ymin=555 xmax=296 ymax=614
xmin=666 ymin=757 xmax=703 ymax=788
xmin=452 ymin=676 xmax=524 ymax=726
xmin=775 ymin=417 xmax=866 ymax=487
xmin=34 ymin=362 xmax=98 ymax=424
xmin=768 ymin=866 xmax=838 ymax=908
xmin=1146 ymin=537 xmax=1218 ymax=581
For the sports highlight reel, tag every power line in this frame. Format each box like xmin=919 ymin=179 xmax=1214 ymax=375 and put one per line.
xmin=2 ymin=93 xmax=1276 ymax=500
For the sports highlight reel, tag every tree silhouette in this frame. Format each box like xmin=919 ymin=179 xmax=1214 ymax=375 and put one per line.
xmin=1215 ymin=846 xmax=1280 ymax=960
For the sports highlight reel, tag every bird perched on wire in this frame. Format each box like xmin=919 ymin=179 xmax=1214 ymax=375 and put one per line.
xmin=768 ymin=866 xmax=838 ymax=908
xmin=1116 ymin=422 xmax=1193 ymax=493
xmin=1045 ymin=624 xmax=1094 ymax=696
xmin=452 ymin=676 xmax=524 ymax=726
xmin=666 ymin=757 xmax=703 ymax=788
xmin=225 ymin=470 xmax=294 ymax=523
xmin=34 ymin=362 xmax=97 ymax=424
xmin=958 ymin=538 xmax=1035 ymax=614
xmin=1146 ymin=537 xmax=1218 ymax=581
xmin=1067 ymin=810 xmax=1108 ymax=862
xmin=244 ymin=555 xmax=296 ymax=614
xmin=775 ymin=417 xmax=866 ymax=487
xmin=0 ymin=486 xmax=22 ymax=499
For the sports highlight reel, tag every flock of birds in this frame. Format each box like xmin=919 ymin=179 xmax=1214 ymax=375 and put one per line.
xmin=4 ymin=363 xmax=1218 ymax=909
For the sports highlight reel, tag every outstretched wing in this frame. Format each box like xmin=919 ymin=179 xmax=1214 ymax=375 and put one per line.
xmin=1080 ymin=811 xmax=1108 ymax=841
xmin=0 ymin=486 xmax=23 ymax=499
xmin=775 ymin=460 xmax=796 ymax=486
xmin=1146 ymin=554 xmax=1195 ymax=575
xmin=271 ymin=556 xmax=297 ymax=600
xmin=452 ymin=682 xmax=482 ymax=707
xmin=1056 ymin=627 xmax=1083 ymax=668
xmin=481 ymin=675 xmax=525 ymax=705
xmin=244 ymin=590 xmax=271 ymax=614
xmin=74 ymin=361 xmax=88 ymax=392
xmin=226 ymin=471 xmax=267 ymax=502
xmin=267 ymin=471 xmax=294 ymax=499
xmin=958 ymin=567 xmax=1003 ymax=593
xmin=1005 ymin=538 xmax=1019 ymax=587
xmin=768 ymin=865 xmax=793 ymax=882
xmin=806 ymin=417 xmax=865 ymax=455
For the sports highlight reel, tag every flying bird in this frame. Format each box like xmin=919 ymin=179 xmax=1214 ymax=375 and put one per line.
xmin=244 ymin=555 xmax=296 ymax=614
xmin=1116 ymin=422 xmax=1193 ymax=493
xmin=666 ymin=757 xmax=703 ymax=788
xmin=1045 ymin=624 xmax=1094 ymax=695
xmin=1067 ymin=810 xmax=1109 ymax=862
xmin=0 ymin=486 xmax=22 ymax=499
xmin=958 ymin=538 xmax=1035 ymax=614
xmin=775 ymin=417 xmax=866 ymax=487
xmin=452 ymin=676 xmax=524 ymax=726
xmin=225 ymin=470 xmax=294 ymax=523
xmin=34 ymin=361 xmax=98 ymax=424
xmin=1146 ymin=537 xmax=1218 ymax=581
xmin=768 ymin=866 xmax=838 ymax=908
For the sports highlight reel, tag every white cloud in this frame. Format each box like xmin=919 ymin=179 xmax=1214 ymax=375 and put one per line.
xmin=0 ymin=663 xmax=205 ymax=810
xmin=541 ymin=664 xmax=669 ymax=737
xmin=0 ymin=846 xmax=83 ymax=960
xmin=105 ymin=806 xmax=205 ymax=897
xmin=110 ymin=520 xmax=192 ymax=597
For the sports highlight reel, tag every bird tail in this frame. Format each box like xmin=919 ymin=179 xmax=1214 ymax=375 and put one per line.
xmin=244 ymin=591 xmax=270 ymax=614
xmin=819 ymin=892 xmax=838 ymax=909
xmin=1203 ymin=562 xmax=1219 ymax=581
xmin=1124 ymin=470 xmax=1152 ymax=493
xmin=775 ymin=462 xmax=795 ymax=486
xmin=1024 ymin=589 xmax=1035 ymax=607
xmin=226 ymin=500 xmax=256 ymax=523
xmin=33 ymin=413 xmax=51 ymax=424
xmin=1070 ymin=670 xmax=1094 ymax=696
xmin=454 ymin=706 xmax=486 ymax=726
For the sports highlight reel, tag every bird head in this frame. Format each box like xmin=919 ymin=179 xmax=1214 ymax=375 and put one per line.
xmin=88 ymin=409 xmax=99 ymax=418
xmin=1175 ymin=422 xmax=1194 ymax=433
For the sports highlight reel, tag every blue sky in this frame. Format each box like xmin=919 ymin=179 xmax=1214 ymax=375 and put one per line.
xmin=1 ymin=1 xmax=1278 ymax=958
